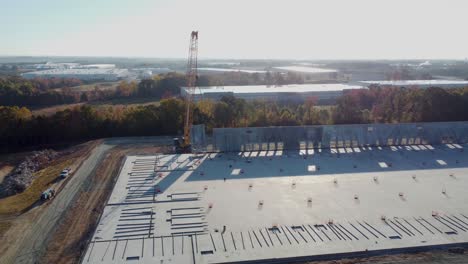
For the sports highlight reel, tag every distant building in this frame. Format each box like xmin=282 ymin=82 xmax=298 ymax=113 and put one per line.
xmin=141 ymin=70 xmax=153 ymax=79
xmin=274 ymin=66 xmax=350 ymax=82
xmin=22 ymin=69 xmax=129 ymax=81
xmin=130 ymin=68 xmax=172 ymax=79
xmin=77 ymin=64 xmax=116 ymax=69
xmin=197 ymin=67 xmax=267 ymax=74
xmin=181 ymin=83 xmax=365 ymax=104
xmin=361 ymin=80 xmax=468 ymax=89
xmin=34 ymin=62 xmax=80 ymax=70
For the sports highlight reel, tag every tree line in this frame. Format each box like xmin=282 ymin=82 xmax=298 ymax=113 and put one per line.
xmin=0 ymin=71 xmax=307 ymax=108
xmin=2 ymin=86 xmax=468 ymax=152
xmin=0 ymin=73 xmax=190 ymax=107
xmin=0 ymin=76 xmax=82 ymax=107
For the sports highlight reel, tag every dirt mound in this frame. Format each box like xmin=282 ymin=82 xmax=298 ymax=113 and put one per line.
xmin=0 ymin=150 xmax=59 ymax=197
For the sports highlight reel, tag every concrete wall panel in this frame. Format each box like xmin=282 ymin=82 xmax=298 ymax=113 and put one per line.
xmin=212 ymin=122 xmax=468 ymax=152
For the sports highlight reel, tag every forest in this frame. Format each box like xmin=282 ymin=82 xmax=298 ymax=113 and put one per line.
xmin=0 ymin=73 xmax=188 ymax=107
xmin=0 ymin=70 xmax=310 ymax=108
xmin=2 ymin=84 xmax=468 ymax=152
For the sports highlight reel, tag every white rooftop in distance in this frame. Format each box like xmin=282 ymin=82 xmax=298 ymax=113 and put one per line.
xmin=183 ymin=83 xmax=364 ymax=95
xmin=197 ymin=67 xmax=267 ymax=74
xmin=361 ymin=80 xmax=468 ymax=87
xmin=23 ymin=68 xmax=127 ymax=75
xmin=79 ymin=64 xmax=116 ymax=69
xmin=83 ymin=143 xmax=468 ymax=264
xmin=275 ymin=66 xmax=338 ymax=73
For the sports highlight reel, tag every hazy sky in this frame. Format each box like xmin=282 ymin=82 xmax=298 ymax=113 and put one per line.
xmin=1 ymin=0 xmax=467 ymax=59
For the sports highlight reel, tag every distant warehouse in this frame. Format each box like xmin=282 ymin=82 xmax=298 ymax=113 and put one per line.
xmin=197 ymin=66 xmax=351 ymax=82
xmin=274 ymin=66 xmax=339 ymax=82
xmin=274 ymin=66 xmax=352 ymax=82
xmin=181 ymin=83 xmax=365 ymax=103
xmin=361 ymin=80 xmax=468 ymax=89
xmin=22 ymin=68 xmax=129 ymax=81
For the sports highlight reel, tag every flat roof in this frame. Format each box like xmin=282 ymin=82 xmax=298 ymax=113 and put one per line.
xmin=197 ymin=67 xmax=267 ymax=74
xmin=84 ymin=143 xmax=468 ymax=263
xmin=79 ymin=64 xmax=116 ymax=68
xmin=184 ymin=83 xmax=364 ymax=95
xmin=23 ymin=68 xmax=128 ymax=75
xmin=275 ymin=66 xmax=338 ymax=73
xmin=361 ymin=80 xmax=468 ymax=86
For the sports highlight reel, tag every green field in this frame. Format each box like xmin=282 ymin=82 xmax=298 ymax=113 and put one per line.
xmin=54 ymin=81 xmax=120 ymax=92
xmin=31 ymin=97 xmax=161 ymax=116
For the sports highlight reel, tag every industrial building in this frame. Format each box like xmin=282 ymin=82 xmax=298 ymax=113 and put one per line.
xmin=33 ymin=62 xmax=80 ymax=70
xmin=83 ymin=121 xmax=468 ymax=264
xmin=131 ymin=67 xmax=173 ymax=79
xmin=197 ymin=66 xmax=351 ymax=83
xmin=181 ymin=83 xmax=365 ymax=103
xmin=76 ymin=64 xmax=116 ymax=69
xmin=22 ymin=68 xmax=129 ymax=81
xmin=197 ymin=67 xmax=267 ymax=74
xmin=361 ymin=80 xmax=468 ymax=89
xmin=275 ymin=66 xmax=337 ymax=79
xmin=274 ymin=66 xmax=352 ymax=82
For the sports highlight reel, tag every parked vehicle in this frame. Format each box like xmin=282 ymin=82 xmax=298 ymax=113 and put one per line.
xmin=40 ymin=188 xmax=55 ymax=200
xmin=59 ymin=168 xmax=71 ymax=179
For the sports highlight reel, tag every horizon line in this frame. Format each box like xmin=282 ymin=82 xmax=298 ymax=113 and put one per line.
xmin=1 ymin=55 xmax=468 ymax=62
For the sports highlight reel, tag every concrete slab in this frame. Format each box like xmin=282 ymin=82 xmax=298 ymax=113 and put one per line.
xmin=84 ymin=143 xmax=468 ymax=264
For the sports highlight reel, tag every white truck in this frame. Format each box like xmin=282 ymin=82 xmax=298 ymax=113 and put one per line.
xmin=59 ymin=168 xmax=72 ymax=179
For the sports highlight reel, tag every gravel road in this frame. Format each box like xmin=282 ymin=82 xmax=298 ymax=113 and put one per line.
xmin=8 ymin=136 xmax=173 ymax=264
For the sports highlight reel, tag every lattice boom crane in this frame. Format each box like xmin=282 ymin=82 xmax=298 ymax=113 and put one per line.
xmin=178 ymin=31 xmax=198 ymax=153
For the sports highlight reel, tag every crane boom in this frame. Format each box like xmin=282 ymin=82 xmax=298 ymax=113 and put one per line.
xmin=182 ymin=31 xmax=198 ymax=151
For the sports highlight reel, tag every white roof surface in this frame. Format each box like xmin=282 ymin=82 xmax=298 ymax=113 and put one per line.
xmin=275 ymin=66 xmax=338 ymax=73
xmin=83 ymin=143 xmax=468 ymax=264
xmin=198 ymin=67 xmax=267 ymax=74
xmin=24 ymin=68 xmax=127 ymax=75
xmin=361 ymin=80 xmax=468 ymax=86
xmin=80 ymin=64 xmax=116 ymax=69
xmin=184 ymin=83 xmax=364 ymax=95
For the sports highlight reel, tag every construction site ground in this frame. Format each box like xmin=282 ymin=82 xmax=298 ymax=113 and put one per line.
xmin=0 ymin=137 xmax=173 ymax=264
xmin=299 ymin=251 xmax=468 ymax=264
xmin=2 ymin=139 xmax=468 ymax=264
xmin=41 ymin=144 xmax=173 ymax=264
xmin=0 ymin=140 xmax=104 ymax=263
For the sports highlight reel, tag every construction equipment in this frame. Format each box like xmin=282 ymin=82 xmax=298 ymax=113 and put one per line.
xmin=175 ymin=31 xmax=198 ymax=153
xmin=40 ymin=188 xmax=55 ymax=201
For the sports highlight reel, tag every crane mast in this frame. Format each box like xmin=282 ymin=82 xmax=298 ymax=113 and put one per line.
xmin=182 ymin=31 xmax=198 ymax=152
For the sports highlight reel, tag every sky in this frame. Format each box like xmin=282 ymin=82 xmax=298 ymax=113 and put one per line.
xmin=1 ymin=0 xmax=467 ymax=60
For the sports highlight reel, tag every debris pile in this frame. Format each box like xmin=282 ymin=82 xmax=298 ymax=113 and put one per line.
xmin=0 ymin=149 xmax=59 ymax=197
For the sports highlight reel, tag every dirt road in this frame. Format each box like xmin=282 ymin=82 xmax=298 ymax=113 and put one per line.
xmin=42 ymin=144 xmax=172 ymax=264
xmin=12 ymin=143 xmax=113 ymax=264
xmin=0 ymin=136 xmax=173 ymax=264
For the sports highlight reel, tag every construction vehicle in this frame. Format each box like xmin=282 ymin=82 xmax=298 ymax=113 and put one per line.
xmin=175 ymin=31 xmax=199 ymax=153
xmin=40 ymin=188 xmax=55 ymax=200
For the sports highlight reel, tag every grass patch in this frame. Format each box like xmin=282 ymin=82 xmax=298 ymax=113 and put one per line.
xmin=88 ymin=97 xmax=161 ymax=107
xmin=31 ymin=103 xmax=85 ymax=116
xmin=54 ymin=82 xmax=120 ymax=92
xmin=0 ymin=159 xmax=75 ymax=215
xmin=32 ymin=97 xmax=161 ymax=117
